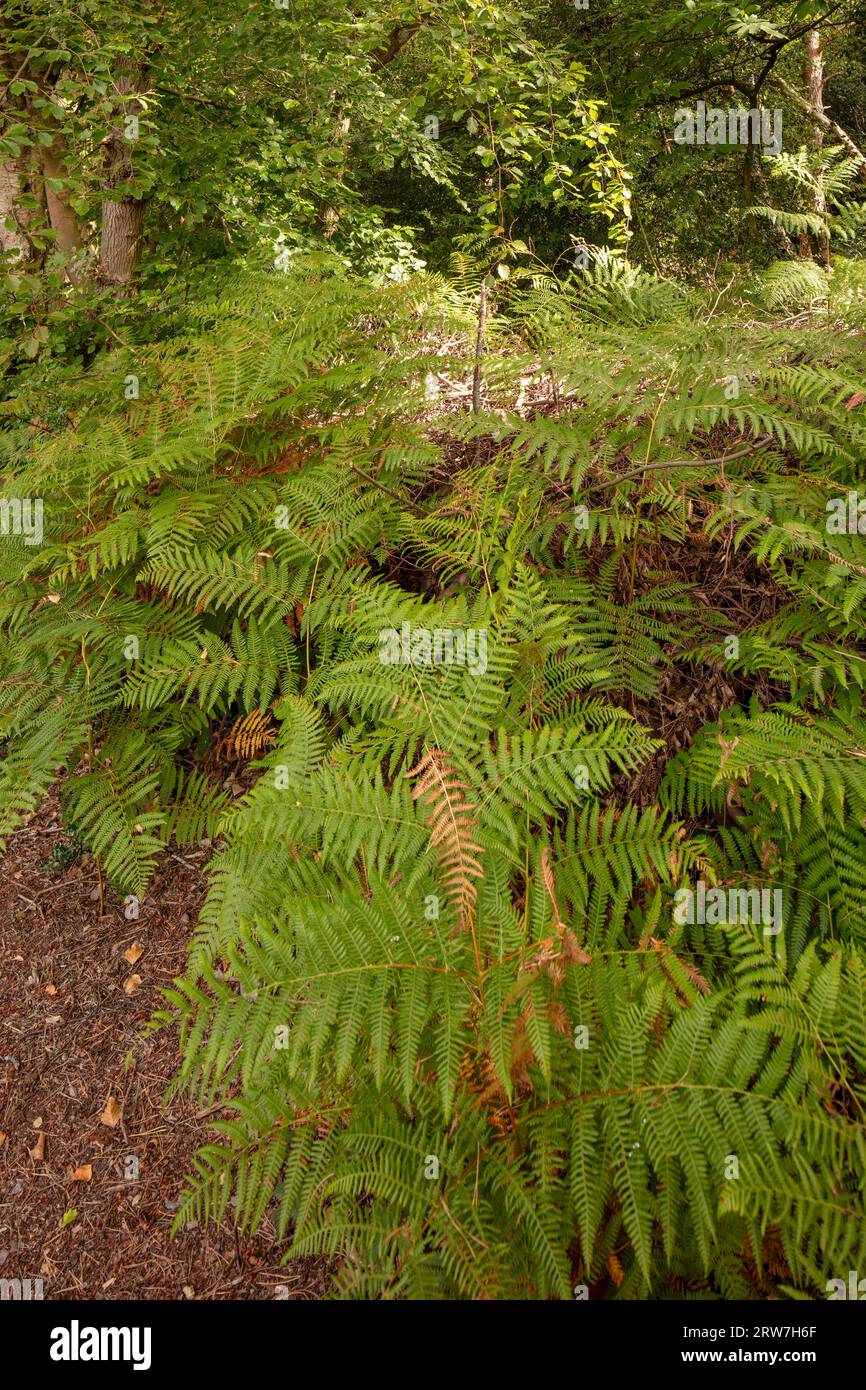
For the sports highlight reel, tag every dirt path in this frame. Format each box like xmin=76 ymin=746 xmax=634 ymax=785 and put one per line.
xmin=0 ymin=794 xmax=325 ymax=1300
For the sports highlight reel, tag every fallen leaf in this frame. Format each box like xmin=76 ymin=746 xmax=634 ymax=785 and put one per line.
xmin=845 ymin=391 xmax=866 ymax=411
xmin=100 ymin=1096 xmax=122 ymax=1128
xmin=183 ymin=1285 xmax=195 ymax=1299
xmin=70 ymin=1164 xmax=92 ymax=1183
xmin=123 ymin=943 xmax=143 ymax=965
xmin=123 ymin=973 xmax=142 ymax=995
xmin=0 ymin=1132 xmax=6 ymax=1147
xmin=30 ymin=1131 xmax=46 ymax=1161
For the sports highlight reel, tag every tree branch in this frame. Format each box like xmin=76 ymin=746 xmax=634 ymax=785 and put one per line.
xmin=594 ymin=435 xmax=775 ymax=493
xmin=768 ymin=73 xmax=866 ymax=177
xmin=372 ymin=23 xmax=420 ymax=71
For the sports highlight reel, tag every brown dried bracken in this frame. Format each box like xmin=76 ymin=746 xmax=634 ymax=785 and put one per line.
xmin=406 ymin=749 xmax=483 ymax=934
xmin=220 ymin=709 xmax=277 ymax=762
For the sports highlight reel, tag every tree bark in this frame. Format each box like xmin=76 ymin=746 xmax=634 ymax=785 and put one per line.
xmin=0 ymin=36 xmax=44 ymax=264
xmin=42 ymin=140 xmax=83 ymax=258
xmin=100 ymin=197 xmax=146 ymax=284
xmin=801 ymin=30 xmax=829 ymax=268
xmin=0 ymin=152 xmax=41 ymax=262
xmin=99 ymin=68 xmax=147 ymax=284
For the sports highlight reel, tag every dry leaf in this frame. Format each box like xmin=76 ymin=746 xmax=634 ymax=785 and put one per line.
xmin=124 ymin=943 xmax=143 ymax=965
xmin=70 ymin=1164 xmax=92 ymax=1183
xmin=845 ymin=391 xmax=866 ymax=412
xmin=100 ymin=1096 xmax=122 ymax=1128
xmin=30 ymin=1131 xmax=46 ymax=1161
xmin=123 ymin=973 xmax=142 ymax=995
xmin=561 ymin=930 xmax=592 ymax=966
xmin=0 ymin=1131 xmax=7 ymax=1147
xmin=44 ymin=984 xmax=57 ymax=996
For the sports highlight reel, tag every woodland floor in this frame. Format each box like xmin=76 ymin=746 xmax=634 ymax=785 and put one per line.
xmin=0 ymin=791 xmax=327 ymax=1300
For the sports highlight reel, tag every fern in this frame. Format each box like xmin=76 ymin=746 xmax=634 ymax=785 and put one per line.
xmin=4 ymin=252 xmax=866 ymax=1298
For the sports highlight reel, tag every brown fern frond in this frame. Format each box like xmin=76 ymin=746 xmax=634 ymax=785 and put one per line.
xmin=680 ymin=958 xmax=712 ymax=996
xmin=223 ymin=709 xmax=277 ymax=761
xmin=539 ymin=845 xmax=564 ymax=929
xmin=648 ymin=937 xmax=711 ymax=1002
xmin=406 ymin=749 xmax=483 ymax=933
xmin=457 ymin=1046 xmax=519 ymax=1135
xmin=521 ymin=928 xmax=592 ymax=981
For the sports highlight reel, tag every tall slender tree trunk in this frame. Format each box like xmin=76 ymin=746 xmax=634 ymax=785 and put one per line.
xmin=800 ymin=30 xmax=829 ymax=267
xmin=100 ymin=68 xmax=147 ymax=284
xmin=319 ymin=93 xmax=350 ymax=242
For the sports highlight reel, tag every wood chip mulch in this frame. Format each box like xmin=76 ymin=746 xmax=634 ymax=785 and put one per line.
xmin=0 ymin=792 xmax=327 ymax=1300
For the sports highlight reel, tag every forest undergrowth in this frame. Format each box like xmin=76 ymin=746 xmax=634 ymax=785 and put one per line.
xmin=3 ymin=250 xmax=866 ymax=1298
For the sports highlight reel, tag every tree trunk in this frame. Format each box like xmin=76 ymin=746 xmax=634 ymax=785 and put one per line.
xmin=99 ymin=69 xmax=146 ymax=284
xmin=318 ymin=92 xmax=350 ymax=242
xmin=42 ymin=141 xmax=83 ymax=259
xmin=100 ymin=197 xmax=146 ymax=284
xmin=0 ymin=152 xmax=41 ymax=263
xmin=0 ymin=36 xmax=44 ymax=265
xmin=801 ymin=29 xmax=829 ymax=267
xmin=472 ymin=280 xmax=488 ymax=414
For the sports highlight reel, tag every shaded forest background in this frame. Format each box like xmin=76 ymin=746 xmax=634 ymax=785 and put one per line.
xmin=2 ymin=1 xmax=865 ymax=327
